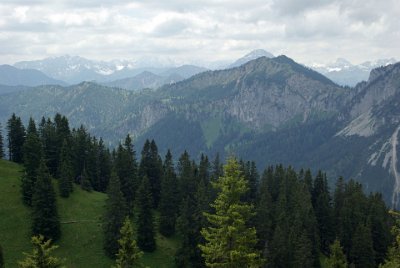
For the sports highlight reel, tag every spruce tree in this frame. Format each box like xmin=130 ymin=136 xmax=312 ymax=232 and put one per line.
xmin=18 ymin=235 xmax=64 ymax=268
xmin=58 ymin=139 xmax=74 ymax=197
xmin=159 ymin=150 xmax=179 ymax=237
xmin=199 ymin=157 xmax=263 ymax=267
xmin=0 ymin=122 xmax=4 ymax=159
xmin=312 ymin=171 xmax=334 ymax=254
xmin=380 ymin=211 xmax=400 ymax=268
xmin=97 ymin=138 xmax=111 ymax=192
xmin=7 ymin=113 xmax=26 ymax=163
xmin=328 ymin=239 xmax=348 ymax=268
xmin=21 ymin=118 xmax=42 ymax=206
xmin=139 ymin=139 xmax=162 ymax=208
xmin=103 ymin=172 xmax=128 ymax=258
xmin=115 ymin=135 xmax=137 ymax=211
xmin=114 ymin=217 xmax=144 ymax=268
xmin=31 ymin=159 xmax=60 ymax=241
xmin=80 ymin=166 xmax=93 ymax=192
xmin=350 ymin=224 xmax=375 ymax=268
xmin=136 ymin=176 xmax=156 ymax=252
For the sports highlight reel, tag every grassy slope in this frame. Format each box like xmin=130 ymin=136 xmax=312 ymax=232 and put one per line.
xmin=0 ymin=159 xmax=178 ymax=267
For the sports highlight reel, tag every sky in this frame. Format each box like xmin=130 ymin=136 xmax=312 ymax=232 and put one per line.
xmin=0 ymin=0 xmax=399 ymax=66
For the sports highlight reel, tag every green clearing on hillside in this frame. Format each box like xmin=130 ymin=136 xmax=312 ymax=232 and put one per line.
xmin=0 ymin=159 xmax=178 ymax=267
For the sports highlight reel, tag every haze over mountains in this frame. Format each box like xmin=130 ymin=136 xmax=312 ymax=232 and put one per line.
xmin=0 ymin=49 xmax=394 ymax=90
xmin=1 ymin=54 xmax=400 ymax=209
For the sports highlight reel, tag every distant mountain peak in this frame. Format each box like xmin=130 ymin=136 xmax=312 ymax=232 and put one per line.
xmin=229 ymin=49 xmax=274 ymax=68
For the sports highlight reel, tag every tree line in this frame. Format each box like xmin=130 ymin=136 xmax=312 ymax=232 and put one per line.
xmin=1 ymin=113 xmax=399 ymax=267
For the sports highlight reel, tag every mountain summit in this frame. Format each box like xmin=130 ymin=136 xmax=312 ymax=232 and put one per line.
xmin=229 ymin=49 xmax=274 ymax=68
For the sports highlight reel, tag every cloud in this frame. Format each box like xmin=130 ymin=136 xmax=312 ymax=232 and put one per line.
xmin=0 ymin=0 xmax=398 ymax=65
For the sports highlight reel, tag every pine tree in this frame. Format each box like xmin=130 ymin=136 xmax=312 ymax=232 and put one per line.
xmin=103 ymin=172 xmax=128 ymax=258
xmin=159 ymin=150 xmax=179 ymax=237
xmin=18 ymin=235 xmax=64 ymax=268
xmin=0 ymin=122 xmax=4 ymax=159
xmin=31 ymin=159 xmax=60 ymax=241
xmin=114 ymin=217 xmax=144 ymax=268
xmin=21 ymin=118 xmax=43 ymax=206
xmin=136 ymin=176 xmax=156 ymax=252
xmin=199 ymin=157 xmax=263 ymax=267
xmin=327 ymin=239 xmax=348 ymax=268
xmin=58 ymin=139 xmax=74 ymax=197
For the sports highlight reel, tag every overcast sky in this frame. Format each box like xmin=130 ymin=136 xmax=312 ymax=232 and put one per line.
xmin=0 ymin=0 xmax=398 ymax=66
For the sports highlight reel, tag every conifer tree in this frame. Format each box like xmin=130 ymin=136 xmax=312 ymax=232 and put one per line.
xmin=18 ymin=235 xmax=64 ymax=268
xmin=58 ymin=139 xmax=74 ymax=197
xmin=0 ymin=122 xmax=4 ymax=159
xmin=97 ymin=138 xmax=111 ymax=192
xmin=115 ymin=135 xmax=137 ymax=211
xmin=350 ymin=224 xmax=375 ymax=268
xmin=21 ymin=118 xmax=42 ymax=206
xmin=7 ymin=113 xmax=26 ymax=163
xmin=312 ymin=171 xmax=334 ymax=254
xmin=103 ymin=172 xmax=128 ymax=258
xmin=328 ymin=239 xmax=348 ymax=268
xmin=136 ymin=176 xmax=156 ymax=252
xmin=31 ymin=159 xmax=60 ymax=241
xmin=139 ymin=139 xmax=162 ymax=208
xmin=380 ymin=211 xmax=400 ymax=268
xmin=199 ymin=157 xmax=262 ymax=267
xmin=114 ymin=217 xmax=144 ymax=268
xmin=80 ymin=166 xmax=93 ymax=192
xmin=159 ymin=150 xmax=179 ymax=237
xmin=0 ymin=244 xmax=3 ymax=268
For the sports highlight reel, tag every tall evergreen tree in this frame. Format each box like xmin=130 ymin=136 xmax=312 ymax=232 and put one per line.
xmin=139 ymin=139 xmax=162 ymax=208
xmin=0 ymin=122 xmax=4 ymax=159
xmin=380 ymin=211 xmax=400 ymax=268
xmin=136 ymin=176 xmax=156 ymax=252
xmin=0 ymin=244 xmax=3 ymax=268
xmin=7 ymin=113 xmax=26 ymax=163
xmin=21 ymin=118 xmax=43 ymax=206
xmin=312 ymin=171 xmax=334 ymax=254
xmin=115 ymin=135 xmax=138 ymax=211
xmin=159 ymin=150 xmax=179 ymax=237
xmin=327 ymin=239 xmax=348 ymax=268
xmin=97 ymin=138 xmax=111 ymax=192
xmin=350 ymin=224 xmax=375 ymax=268
xmin=80 ymin=166 xmax=93 ymax=192
xmin=18 ymin=235 xmax=64 ymax=268
xmin=103 ymin=172 xmax=128 ymax=258
xmin=40 ymin=118 xmax=59 ymax=176
xmin=31 ymin=159 xmax=60 ymax=241
xmin=199 ymin=157 xmax=263 ymax=267
xmin=114 ymin=217 xmax=144 ymax=268
xmin=58 ymin=139 xmax=74 ymax=197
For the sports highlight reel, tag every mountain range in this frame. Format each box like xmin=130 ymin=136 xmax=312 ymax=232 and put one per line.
xmin=311 ymin=57 xmax=397 ymax=86
xmin=1 ymin=55 xmax=400 ymax=208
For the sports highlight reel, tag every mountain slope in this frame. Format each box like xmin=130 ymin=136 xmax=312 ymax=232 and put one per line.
xmin=1 ymin=56 xmax=400 ymax=208
xmin=0 ymin=65 xmax=66 ymax=86
xmin=0 ymin=159 xmax=179 ymax=267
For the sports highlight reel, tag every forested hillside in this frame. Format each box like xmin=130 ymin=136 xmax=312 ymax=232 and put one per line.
xmin=0 ymin=113 xmax=399 ymax=267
